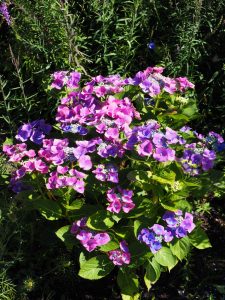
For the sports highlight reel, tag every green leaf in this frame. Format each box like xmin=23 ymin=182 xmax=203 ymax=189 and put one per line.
xmin=172 ymin=199 xmax=192 ymax=212
xmin=31 ymin=198 xmax=62 ymax=220
xmin=117 ymin=269 xmax=139 ymax=297
xmin=55 ymin=225 xmax=70 ymax=241
xmin=55 ymin=225 xmax=76 ymax=249
xmin=128 ymin=198 xmax=157 ymax=219
xmin=159 ymin=199 xmax=178 ymax=211
xmin=111 ymin=214 xmax=121 ymax=223
xmin=3 ymin=137 xmax=13 ymax=145
xmin=99 ymin=241 xmax=119 ymax=252
xmin=170 ymin=237 xmax=190 ymax=260
xmin=121 ymin=293 xmax=141 ymax=300
xmin=79 ymin=252 xmax=93 ymax=268
xmin=127 ymin=170 xmax=152 ymax=183
xmin=144 ymin=258 xmax=161 ymax=290
xmin=154 ymin=247 xmax=178 ymax=271
xmin=181 ymin=101 xmax=198 ymax=118
xmin=62 ymin=199 xmax=84 ymax=210
xmin=87 ymin=210 xmax=114 ymax=230
xmin=79 ymin=252 xmax=87 ymax=267
xmin=134 ymin=220 xmax=142 ymax=238
xmin=152 ymin=170 xmax=176 ymax=186
xmin=78 ymin=255 xmax=114 ymax=280
xmin=189 ymin=227 xmax=212 ymax=249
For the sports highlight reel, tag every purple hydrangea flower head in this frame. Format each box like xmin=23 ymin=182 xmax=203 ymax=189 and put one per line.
xmin=67 ymin=71 xmax=81 ymax=89
xmin=137 ymin=209 xmax=195 ymax=253
xmin=16 ymin=124 xmax=33 ymax=142
xmin=176 ymin=77 xmax=195 ymax=91
xmin=138 ymin=227 xmax=165 ymax=253
xmin=162 ymin=210 xmax=195 ymax=238
xmin=137 ymin=140 xmax=153 ymax=157
xmin=71 ymin=218 xmax=110 ymax=252
xmin=78 ymin=155 xmax=92 ymax=170
xmin=70 ymin=217 xmax=87 ymax=234
xmin=0 ymin=2 xmax=11 ymax=25
xmin=107 ymin=187 xmax=135 ymax=214
xmin=94 ymin=233 xmax=111 ymax=246
xmin=153 ymin=147 xmax=175 ymax=162
xmin=152 ymin=132 xmax=167 ymax=148
xmin=108 ymin=240 xmax=131 ymax=266
xmin=93 ymin=164 xmax=119 ymax=183
xmin=16 ymin=119 xmax=52 ymax=144
xmin=62 ymin=124 xmax=88 ymax=135
xmin=51 ymin=71 xmax=68 ymax=89
xmin=165 ymin=127 xmax=180 ymax=144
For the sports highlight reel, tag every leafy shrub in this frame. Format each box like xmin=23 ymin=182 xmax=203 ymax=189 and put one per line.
xmin=3 ymin=67 xmax=224 ymax=299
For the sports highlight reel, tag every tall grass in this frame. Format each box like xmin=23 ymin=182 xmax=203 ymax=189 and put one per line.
xmin=0 ymin=0 xmax=224 ymax=133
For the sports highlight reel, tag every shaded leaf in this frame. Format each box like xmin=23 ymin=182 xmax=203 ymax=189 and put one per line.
xmin=189 ymin=227 xmax=212 ymax=249
xmin=154 ymin=247 xmax=178 ymax=271
xmin=170 ymin=237 xmax=190 ymax=260
xmin=78 ymin=255 xmax=114 ymax=280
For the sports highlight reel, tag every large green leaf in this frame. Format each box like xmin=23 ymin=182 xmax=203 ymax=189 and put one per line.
xmin=154 ymin=247 xmax=178 ymax=271
xmin=128 ymin=198 xmax=157 ymax=219
xmin=170 ymin=237 xmax=190 ymax=260
xmin=134 ymin=220 xmax=142 ymax=238
xmin=78 ymin=255 xmax=114 ymax=280
xmin=31 ymin=198 xmax=62 ymax=220
xmin=87 ymin=210 xmax=114 ymax=230
xmin=152 ymin=171 xmax=175 ymax=186
xmin=189 ymin=227 xmax=212 ymax=249
xmin=62 ymin=199 xmax=84 ymax=210
xmin=99 ymin=241 xmax=119 ymax=252
xmin=55 ymin=225 xmax=76 ymax=249
xmin=117 ymin=269 xmax=139 ymax=297
xmin=144 ymin=258 xmax=161 ymax=290
xmin=181 ymin=100 xmax=198 ymax=119
xmin=127 ymin=170 xmax=152 ymax=183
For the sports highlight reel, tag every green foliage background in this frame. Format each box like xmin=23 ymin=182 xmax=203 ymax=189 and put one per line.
xmin=0 ymin=0 xmax=225 ymax=137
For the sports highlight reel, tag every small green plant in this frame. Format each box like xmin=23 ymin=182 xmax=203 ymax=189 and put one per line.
xmin=0 ymin=271 xmax=16 ymax=300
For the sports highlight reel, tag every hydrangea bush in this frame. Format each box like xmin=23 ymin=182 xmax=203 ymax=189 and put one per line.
xmin=3 ymin=67 xmax=225 ymax=299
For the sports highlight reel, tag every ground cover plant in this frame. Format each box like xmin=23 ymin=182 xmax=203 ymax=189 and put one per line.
xmin=3 ymin=67 xmax=225 ymax=299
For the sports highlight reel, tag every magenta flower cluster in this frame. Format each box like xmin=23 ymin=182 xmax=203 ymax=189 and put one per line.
xmin=70 ymin=218 xmax=110 ymax=252
xmin=179 ymin=126 xmax=224 ymax=175
xmin=0 ymin=2 xmax=11 ymax=25
xmin=138 ymin=210 xmax=195 ymax=253
xmin=125 ymin=67 xmax=194 ymax=95
xmin=71 ymin=218 xmax=131 ymax=266
xmin=125 ymin=120 xmax=184 ymax=162
xmin=3 ymin=68 xmax=222 ymax=196
xmin=3 ymin=65 xmax=223 ymax=197
xmin=106 ymin=187 xmax=135 ymax=214
xmin=108 ymin=240 xmax=131 ymax=266
xmin=16 ymin=119 xmax=52 ymax=145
